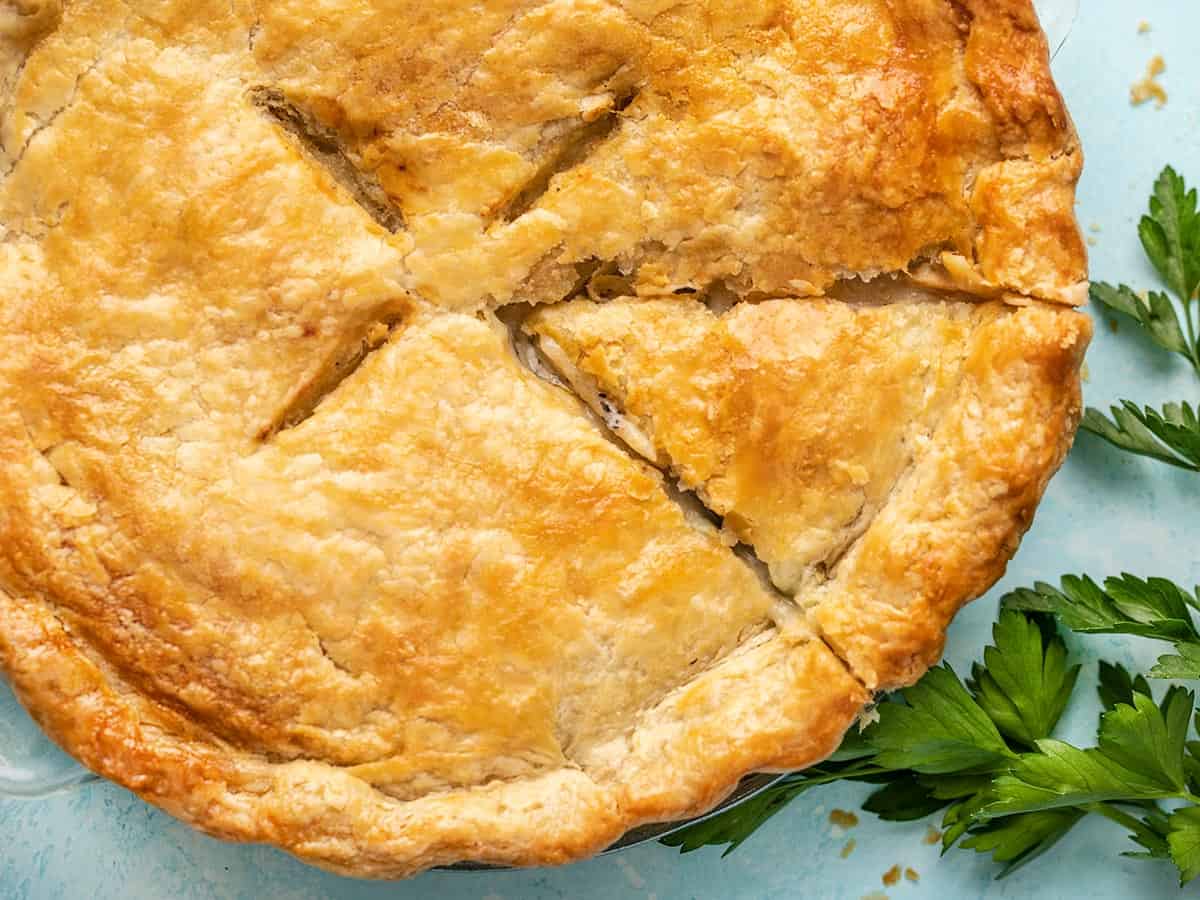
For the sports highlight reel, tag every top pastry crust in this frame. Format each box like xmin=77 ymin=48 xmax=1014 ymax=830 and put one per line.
xmin=0 ymin=0 xmax=1087 ymax=879
xmin=526 ymin=285 xmax=1090 ymax=690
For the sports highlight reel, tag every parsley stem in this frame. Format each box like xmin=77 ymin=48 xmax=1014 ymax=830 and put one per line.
xmin=778 ymin=764 xmax=894 ymax=789
xmin=1184 ymin=296 xmax=1200 ymax=378
xmin=1086 ymin=802 xmax=1148 ymax=835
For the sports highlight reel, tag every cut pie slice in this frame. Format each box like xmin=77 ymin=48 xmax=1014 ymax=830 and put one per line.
xmin=526 ymin=282 xmax=980 ymax=595
xmin=526 ymin=283 xmax=1090 ymax=688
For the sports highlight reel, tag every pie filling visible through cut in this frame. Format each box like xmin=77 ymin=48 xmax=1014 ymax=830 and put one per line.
xmin=0 ymin=0 xmax=1089 ymax=878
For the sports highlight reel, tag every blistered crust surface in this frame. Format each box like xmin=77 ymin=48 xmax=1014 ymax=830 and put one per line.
xmin=806 ymin=303 xmax=1090 ymax=689
xmin=527 ymin=288 xmax=980 ymax=594
xmin=247 ymin=0 xmax=1086 ymax=308
xmin=527 ymin=292 xmax=1091 ymax=690
xmin=0 ymin=0 xmax=1084 ymax=879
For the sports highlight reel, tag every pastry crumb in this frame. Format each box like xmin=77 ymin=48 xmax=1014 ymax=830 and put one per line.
xmin=1109 ymin=318 xmax=1120 ymax=334
xmin=1087 ymin=237 xmax=1098 ymax=247
xmin=1089 ymin=223 xmax=1102 ymax=233
xmin=1131 ymin=55 xmax=1167 ymax=108
xmin=882 ymin=865 xmax=903 ymax=887
xmin=1138 ymin=20 xmax=1151 ymax=34
xmin=905 ymin=867 xmax=920 ymax=883
xmin=856 ymin=705 xmax=881 ymax=730
xmin=862 ymin=893 xmax=889 ymax=900
xmin=831 ymin=809 xmax=860 ymax=828
xmin=1080 ymin=362 xmax=1090 ymax=383
xmin=923 ymin=826 xmax=943 ymax=845
xmin=841 ymin=838 xmax=857 ymax=859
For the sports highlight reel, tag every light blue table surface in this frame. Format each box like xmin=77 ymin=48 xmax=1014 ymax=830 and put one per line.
xmin=3 ymin=1 xmax=1200 ymax=897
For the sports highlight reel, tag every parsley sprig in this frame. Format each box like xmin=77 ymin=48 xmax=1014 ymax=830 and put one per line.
xmin=1086 ymin=167 xmax=1200 ymax=470
xmin=1005 ymin=574 xmax=1200 ymax=678
xmin=665 ymin=611 xmax=1085 ymax=878
xmin=663 ymin=605 xmax=1200 ymax=885
xmin=1081 ymin=401 xmax=1200 ymax=471
xmin=982 ymin=681 xmax=1200 ymax=884
xmin=662 ymin=170 xmax=1200 ymax=885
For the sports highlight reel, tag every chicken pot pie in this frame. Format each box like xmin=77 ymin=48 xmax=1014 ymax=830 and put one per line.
xmin=0 ymin=0 xmax=1089 ymax=879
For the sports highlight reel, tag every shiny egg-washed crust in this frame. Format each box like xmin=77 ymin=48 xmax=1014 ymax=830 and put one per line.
xmin=0 ymin=589 xmax=865 ymax=875
xmin=526 ymin=294 xmax=1091 ymax=690
xmin=245 ymin=0 xmax=1087 ymax=308
xmin=526 ymin=286 xmax=983 ymax=597
xmin=0 ymin=0 xmax=1085 ymax=878
xmin=806 ymin=303 xmax=1090 ymax=688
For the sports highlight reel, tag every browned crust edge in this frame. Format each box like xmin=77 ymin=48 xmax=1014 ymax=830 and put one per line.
xmin=808 ymin=303 xmax=1092 ymax=691
xmin=0 ymin=592 xmax=865 ymax=878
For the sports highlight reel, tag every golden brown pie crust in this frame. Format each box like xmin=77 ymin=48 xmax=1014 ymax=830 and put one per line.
xmin=526 ymin=291 xmax=1090 ymax=691
xmin=0 ymin=0 xmax=1087 ymax=878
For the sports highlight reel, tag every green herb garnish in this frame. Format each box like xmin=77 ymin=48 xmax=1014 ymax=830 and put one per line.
xmin=1085 ymin=167 xmax=1200 ymax=468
